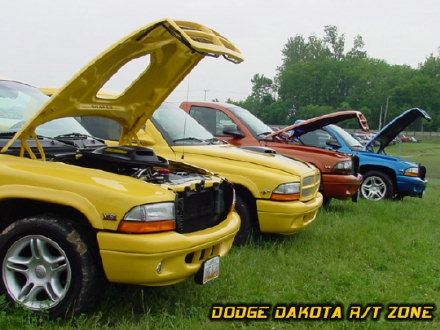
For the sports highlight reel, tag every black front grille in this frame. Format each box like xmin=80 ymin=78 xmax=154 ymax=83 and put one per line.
xmin=419 ymin=165 xmax=426 ymax=180
xmin=175 ymin=181 xmax=234 ymax=233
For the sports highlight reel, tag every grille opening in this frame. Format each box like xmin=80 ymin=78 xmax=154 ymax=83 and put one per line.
xmin=184 ymin=244 xmax=221 ymax=264
xmin=201 ymin=247 xmax=211 ymax=260
xmin=175 ymin=181 xmax=234 ymax=234
xmin=300 ymin=171 xmax=320 ymax=202
xmin=303 ymin=211 xmax=316 ymax=223
xmin=303 ymin=176 xmax=314 ymax=186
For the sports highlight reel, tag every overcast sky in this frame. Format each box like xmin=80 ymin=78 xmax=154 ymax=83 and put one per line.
xmin=1 ymin=0 xmax=439 ymax=103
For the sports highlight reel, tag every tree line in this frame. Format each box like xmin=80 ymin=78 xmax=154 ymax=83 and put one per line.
xmin=229 ymin=26 xmax=439 ymax=131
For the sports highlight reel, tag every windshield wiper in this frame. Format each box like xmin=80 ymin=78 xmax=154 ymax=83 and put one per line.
xmin=54 ymin=133 xmax=104 ymax=142
xmin=173 ymin=137 xmax=204 ymax=143
xmin=0 ymin=131 xmax=18 ymax=137
xmin=204 ymin=137 xmax=225 ymax=145
xmin=54 ymin=133 xmax=93 ymax=139
xmin=0 ymin=131 xmax=52 ymax=140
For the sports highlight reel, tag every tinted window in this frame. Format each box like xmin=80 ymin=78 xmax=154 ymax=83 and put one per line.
xmin=190 ymin=106 xmax=237 ymax=136
xmin=299 ymin=129 xmax=332 ymax=148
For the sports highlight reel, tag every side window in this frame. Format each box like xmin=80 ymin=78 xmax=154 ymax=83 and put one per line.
xmin=214 ymin=110 xmax=236 ymax=136
xmin=190 ymin=107 xmax=215 ymax=134
xmin=189 ymin=106 xmax=236 ymax=136
xmin=299 ymin=129 xmax=332 ymax=148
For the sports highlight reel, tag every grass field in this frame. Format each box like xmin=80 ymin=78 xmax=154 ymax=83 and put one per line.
xmin=1 ymin=137 xmax=439 ymax=330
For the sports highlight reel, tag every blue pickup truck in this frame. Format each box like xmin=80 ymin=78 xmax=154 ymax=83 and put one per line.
xmin=284 ymin=108 xmax=431 ymax=201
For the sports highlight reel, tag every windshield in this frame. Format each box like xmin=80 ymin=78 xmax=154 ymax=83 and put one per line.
xmin=227 ymin=105 xmax=273 ymax=137
xmin=152 ymin=103 xmax=218 ymax=145
xmin=0 ymin=80 xmax=90 ymax=137
xmin=329 ymin=124 xmax=363 ymax=150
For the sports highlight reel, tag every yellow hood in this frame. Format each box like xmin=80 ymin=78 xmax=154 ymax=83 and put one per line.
xmin=3 ymin=19 xmax=243 ymax=153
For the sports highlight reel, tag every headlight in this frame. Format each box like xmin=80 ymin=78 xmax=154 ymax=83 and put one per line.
xmin=271 ymin=182 xmax=301 ymax=201
xmin=333 ymin=160 xmax=353 ymax=174
xmin=404 ymin=167 xmax=419 ymax=177
xmin=118 ymin=202 xmax=176 ymax=233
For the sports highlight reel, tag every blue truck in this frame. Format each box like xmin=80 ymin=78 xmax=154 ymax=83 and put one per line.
xmin=278 ymin=108 xmax=431 ymax=201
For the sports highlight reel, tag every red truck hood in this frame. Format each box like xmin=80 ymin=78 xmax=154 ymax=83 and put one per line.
xmin=265 ymin=111 xmax=369 ymax=140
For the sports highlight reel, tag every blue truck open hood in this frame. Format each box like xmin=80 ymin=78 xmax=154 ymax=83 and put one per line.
xmin=365 ymin=108 xmax=431 ymax=153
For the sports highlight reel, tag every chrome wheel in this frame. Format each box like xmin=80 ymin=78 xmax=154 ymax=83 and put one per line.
xmin=361 ymin=175 xmax=387 ymax=200
xmin=2 ymin=235 xmax=71 ymax=310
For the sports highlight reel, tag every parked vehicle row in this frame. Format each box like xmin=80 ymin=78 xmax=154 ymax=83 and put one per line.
xmin=76 ymin=102 xmax=323 ymax=245
xmin=180 ymin=102 xmax=363 ymax=206
xmin=0 ymin=18 xmax=431 ymax=318
xmin=182 ymin=103 xmax=430 ymax=202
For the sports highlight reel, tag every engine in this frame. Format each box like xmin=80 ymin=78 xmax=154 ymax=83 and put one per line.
xmin=72 ymin=144 xmax=211 ymax=185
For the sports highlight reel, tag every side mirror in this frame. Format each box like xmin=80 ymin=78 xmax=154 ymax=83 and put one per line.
xmin=326 ymin=137 xmax=341 ymax=149
xmin=223 ymin=125 xmax=244 ymax=139
xmin=137 ymin=129 xmax=156 ymax=146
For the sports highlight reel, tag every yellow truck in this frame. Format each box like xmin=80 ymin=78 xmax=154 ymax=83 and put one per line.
xmin=79 ymin=101 xmax=324 ymax=244
xmin=0 ymin=19 xmax=242 ymax=317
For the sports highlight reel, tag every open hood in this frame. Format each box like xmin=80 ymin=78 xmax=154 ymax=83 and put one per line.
xmin=365 ymin=108 xmax=431 ymax=153
xmin=265 ymin=110 xmax=369 ymax=140
xmin=2 ymin=18 xmax=243 ymax=154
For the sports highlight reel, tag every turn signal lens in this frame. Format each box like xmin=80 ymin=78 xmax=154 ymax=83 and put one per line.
xmin=118 ymin=220 xmax=176 ymax=233
xmin=404 ymin=167 xmax=419 ymax=177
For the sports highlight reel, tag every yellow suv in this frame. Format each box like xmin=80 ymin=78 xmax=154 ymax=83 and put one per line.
xmin=0 ymin=19 xmax=242 ymax=317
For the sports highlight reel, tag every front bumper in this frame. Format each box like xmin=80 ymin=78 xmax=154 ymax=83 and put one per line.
xmin=97 ymin=211 xmax=240 ymax=286
xmin=256 ymin=192 xmax=323 ymax=234
xmin=321 ymin=173 xmax=362 ymax=200
xmin=396 ymin=175 xmax=428 ymax=198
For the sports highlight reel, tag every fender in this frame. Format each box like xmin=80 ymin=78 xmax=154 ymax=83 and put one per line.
xmin=0 ymin=185 xmax=102 ymax=229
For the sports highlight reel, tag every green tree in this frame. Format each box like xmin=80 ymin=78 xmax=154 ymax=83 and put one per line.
xmin=250 ymin=74 xmax=276 ymax=104
xmin=238 ymin=26 xmax=439 ymax=131
xmin=323 ymin=25 xmax=345 ymax=60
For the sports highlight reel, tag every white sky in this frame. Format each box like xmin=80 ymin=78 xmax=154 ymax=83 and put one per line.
xmin=1 ymin=0 xmax=439 ymax=103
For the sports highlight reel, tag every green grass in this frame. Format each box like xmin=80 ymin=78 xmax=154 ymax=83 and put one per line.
xmin=386 ymin=136 xmax=440 ymax=179
xmin=1 ymin=139 xmax=439 ymax=330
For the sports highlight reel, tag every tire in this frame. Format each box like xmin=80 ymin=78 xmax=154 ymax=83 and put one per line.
xmin=322 ymin=197 xmax=332 ymax=207
xmin=233 ymin=195 xmax=254 ymax=246
xmin=360 ymin=171 xmax=394 ymax=201
xmin=0 ymin=214 xmax=101 ymax=317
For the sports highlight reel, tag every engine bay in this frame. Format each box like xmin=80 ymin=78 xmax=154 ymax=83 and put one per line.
xmin=0 ymin=133 xmax=211 ymax=185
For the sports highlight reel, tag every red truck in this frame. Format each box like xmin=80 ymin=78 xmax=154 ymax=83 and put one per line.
xmin=180 ymin=102 xmax=362 ymax=205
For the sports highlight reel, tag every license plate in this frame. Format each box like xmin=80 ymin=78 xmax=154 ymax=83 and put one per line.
xmin=197 ymin=256 xmax=220 ymax=284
